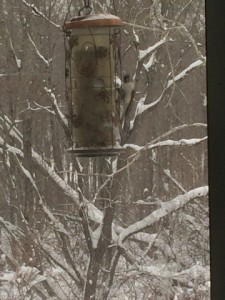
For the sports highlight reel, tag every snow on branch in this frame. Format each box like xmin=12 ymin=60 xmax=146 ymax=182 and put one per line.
xmin=132 ymin=263 xmax=210 ymax=284
xmin=13 ymin=154 xmax=69 ymax=236
xmin=0 ymin=115 xmax=23 ymax=145
xmin=143 ymin=52 xmax=157 ymax=71
xmin=122 ymin=125 xmax=207 ymax=167
xmin=0 ymin=217 xmax=24 ymax=242
xmin=93 ymin=127 xmax=207 ymax=202
xmin=0 ymin=129 xmax=208 ymax=274
xmin=0 ymin=116 xmax=168 ymax=268
xmin=40 ymin=243 xmax=85 ymax=287
xmin=0 ymin=137 xmax=23 ymax=157
xmin=132 ymin=59 xmax=204 ymax=122
xmin=4 ymin=24 xmax=22 ymax=70
xmin=22 ymin=0 xmax=61 ymax=28
xmin=124 ymin=136 xmax=207 ymax=151
xmin=0 ymin=73 xmax=19 ymax=78
xmin=118 ymin=186 xmax=208 ymax=245
xmin=132 ymin=28 xmax=140 ymax=48
xmin=0 ymin=265 xmax=46 ymax=291
xmin=138 ymin=38 xmax=166 ymax=61
xmin=167 ymin=59 xmax=204 ymax=88
xmin=133 ymin=92 xmax=163 ymax=127
xmin=33 ymin=101 xmax=55 ymax=115
xmin=44 ymin=88 xmax=70 ymax=137
xmin=0 ymin=116 xmax=103 ymax=225
xmin=27 ymin=33 xmax=50 ymax=68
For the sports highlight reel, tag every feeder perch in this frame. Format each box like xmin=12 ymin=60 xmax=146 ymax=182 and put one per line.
xmin=64 ymin=14 xmax=123 ymax=157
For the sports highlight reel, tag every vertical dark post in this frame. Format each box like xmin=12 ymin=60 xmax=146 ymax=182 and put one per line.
xmin=206 ymin=1 xmax=225 ymax=299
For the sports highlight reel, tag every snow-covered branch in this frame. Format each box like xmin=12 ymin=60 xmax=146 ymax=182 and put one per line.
xmin=0 ymin=121 xmax=162 ymax=266
xmin=120 ymin=124 xmax=207 ymax=170
xmin=40 ymin=243 xmax=85 ymax=288
xmin=4 ymin=24 xmax=22 ymax=69
xmin=133 ymin=59 xmax=204 ymax=121
xmin=0 ymin=117 xmax=103 ymax=225
xmin=0 ymin=73 xmax=19 ymax=78
xmin=131 ymin=263 xmax=210 ymax=285
xmin=22 ymin=0 xmax=61 ymax=29
xmin=124 ymin=136 xmax=207 ymax=151
xmin=27 ymin=33 xmax=50 ymax=68
xmin=118 ymin=186 xmax=208 ymax=245
xmin=138 ymin=38 xmax=166 ymax=61
xmin=143 ymin=52 xmax=157 ymax=71
xmin=44 ymin=88 xmax=71 ymax=139
xmin=167 ymin=59 xmax=204 ymax=88
xmin=93 ymin=126 xmax=207 ymax=204
xmin=13 ymin=154 xmax=69 ymax=236
xmin=0 ymin=115 xmax=23 ymax=145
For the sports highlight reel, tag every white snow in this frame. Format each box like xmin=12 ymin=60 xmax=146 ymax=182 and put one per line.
xmin=118 ymin=186 xmax=208 ymax=244
xmin=136 ymin=263 xmax=210 ymax=283
xmin=91 ymin=223 xmax=103 ymax=249
xmin=124 ymin=137 xmax=207 ymax=152
xmin=130 ymin=59 xmax=204 ymax=127
xmin=135 ymin=199 xmax=155 ymax=205
xmin=0 ymin=116 xmax=23 ymax=144
xmin=0 ymin=115 xmax=104 ymax=227
xmin=22 ymin=0 xmax=61 ymax=28
xmin=139 ymin=38 xmax=166 ymax=61
xmin=164 ymin=169 xmax=187 ymax=193
xmin=202 ymin=93 xmax=207 ymax=107
xmin=44 ymin=88 xmax=69 ymax=128
xmin=27 ymin=33 xmax=50 ymax=67
xmin=123 ymin=143 xmax=142 ymax=151
xmin=0 ymin=265 xmax=46 ymax=299
xmin=13 ymin=154 xmax=70 ymax=236
xmin=167 ymin=60 xmax=204 ymax=88
xmin=0 ymin=271 xmax=15 ymax=282
xmin=112 ymin=157 xmax=118 ymax=173
xmin=15 ymin=58 xmax=22 ymax=69
xmin=42 ymin=243 xmax=85 ymax=284
xmin=143 ymin=52 xmax=156 ymax=71
xmin=133 ymin=91 xmax=163 ymax=119
xmin=133 ymin=29 xmax=139 ymax=44
xmin=114 ymin=76 xmax=122 ymax=88
xmin=72 ymin=14 xmax=122 ymax=21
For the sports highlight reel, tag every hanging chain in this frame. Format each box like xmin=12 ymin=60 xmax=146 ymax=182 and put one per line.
xmin=84 ymin=0 xmax=91 ymax=6
xmin=78 ymin=0 xmax=92 ymax=16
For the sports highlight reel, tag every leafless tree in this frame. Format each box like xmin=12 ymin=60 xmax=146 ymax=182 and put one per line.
xmin=0 ymin=1 xmax=208 ymax=299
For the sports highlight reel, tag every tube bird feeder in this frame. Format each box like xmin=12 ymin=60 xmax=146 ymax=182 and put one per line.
xmin=64 ymin=14 xmax=123 ymax=157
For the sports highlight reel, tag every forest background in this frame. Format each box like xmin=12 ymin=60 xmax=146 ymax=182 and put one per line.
xmin=0 ymin=0 xmax=208 ymax=299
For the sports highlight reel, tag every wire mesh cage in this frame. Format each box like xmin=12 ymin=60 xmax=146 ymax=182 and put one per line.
xmin=64 ymin=14 xmax=123 ymax=157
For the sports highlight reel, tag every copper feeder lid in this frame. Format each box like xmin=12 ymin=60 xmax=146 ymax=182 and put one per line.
xmin=64 ymin=14 xmax=123 ymax=30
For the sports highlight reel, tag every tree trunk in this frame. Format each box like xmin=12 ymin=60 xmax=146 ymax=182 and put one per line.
xmin=23 ymin=116 xmax=34 ymax=226
xmin=83 ymin=253 xmax=100 ymax=300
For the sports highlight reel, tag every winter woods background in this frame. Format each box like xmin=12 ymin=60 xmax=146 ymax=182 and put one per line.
xmin=0 ymin=0 xmax=209 ymax=299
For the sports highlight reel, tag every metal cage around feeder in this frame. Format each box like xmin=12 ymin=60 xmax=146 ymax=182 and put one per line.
xmin=64 ymin=14 xmax=123 ymax=157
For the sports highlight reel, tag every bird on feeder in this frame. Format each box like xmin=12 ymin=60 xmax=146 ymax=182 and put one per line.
xmin=120 ymin=74 xmax=135 ymax=126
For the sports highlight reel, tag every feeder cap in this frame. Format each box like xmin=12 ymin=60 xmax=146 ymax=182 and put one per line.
xmin=64 ymin=14 xmax=123 ymax=30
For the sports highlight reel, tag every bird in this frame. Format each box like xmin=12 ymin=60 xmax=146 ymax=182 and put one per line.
xmin=119 ymin=74 xmax=135 ymax=126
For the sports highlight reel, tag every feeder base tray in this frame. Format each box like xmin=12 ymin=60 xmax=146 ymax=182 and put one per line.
xmin=67 ymin=146 xmax=124 ymax=157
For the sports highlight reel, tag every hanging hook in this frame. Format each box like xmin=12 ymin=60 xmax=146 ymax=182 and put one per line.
xmin=78 ymin=0 xmax=92 ymax=16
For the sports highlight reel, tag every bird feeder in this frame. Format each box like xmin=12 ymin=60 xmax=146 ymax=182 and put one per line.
xmin=64 ymin=14 xmax=123 ymax=157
